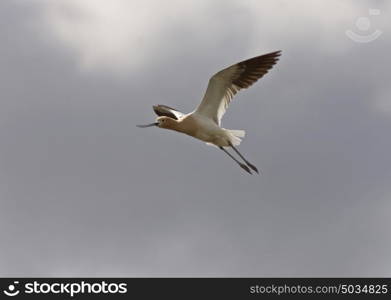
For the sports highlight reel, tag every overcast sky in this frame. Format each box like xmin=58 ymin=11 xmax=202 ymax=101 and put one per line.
xmin=1 ymin=0 xmax=390 ymax=276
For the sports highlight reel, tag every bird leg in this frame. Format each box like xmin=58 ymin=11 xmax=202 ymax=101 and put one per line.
xmin=229 ymin=143 xmax=260 ymax=174
xmin=219 ymin=147 xmax=252 ymax=174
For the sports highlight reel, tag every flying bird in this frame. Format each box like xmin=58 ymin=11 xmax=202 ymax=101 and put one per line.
xmin=137 ymin=51 xmax=281 ymax=174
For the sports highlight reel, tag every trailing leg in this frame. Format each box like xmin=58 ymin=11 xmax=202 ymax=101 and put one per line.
xmin=219 ymin=147 xmax=252 ymax=174
xmin=229 ymin=143 xmax=259 ymax=174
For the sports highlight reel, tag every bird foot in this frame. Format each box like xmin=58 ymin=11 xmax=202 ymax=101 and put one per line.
xmin=240 ymin=163 xmax=252 ymax=174
xmin=246 ymin=162 xmax=259 ymax=174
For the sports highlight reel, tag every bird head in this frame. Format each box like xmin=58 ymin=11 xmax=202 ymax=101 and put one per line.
xmin=156 ymin=116 xmax=177 ymax=129
xmin=137 ymin=116 xmax=177 ymax=129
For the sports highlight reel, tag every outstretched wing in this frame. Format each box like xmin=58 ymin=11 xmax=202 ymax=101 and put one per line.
xmin=153 ymin=104 xmax=185 ymax=120
xmin=195 ymin=51 xmax=281 ymax=125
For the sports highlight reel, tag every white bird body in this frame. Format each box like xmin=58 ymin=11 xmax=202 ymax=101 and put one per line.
xmin=138 ymin=51 xmax=282 ymax=173
xmin=168 ymin=112 xmax=244 ymax=147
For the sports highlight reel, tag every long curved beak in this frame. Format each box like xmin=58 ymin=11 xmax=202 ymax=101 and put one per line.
xmin=136 ymin=122 xmax=158 ymax=128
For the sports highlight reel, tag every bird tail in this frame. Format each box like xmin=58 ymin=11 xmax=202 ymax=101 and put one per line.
xmin=227 ymin=130 xmax=246 ymax=146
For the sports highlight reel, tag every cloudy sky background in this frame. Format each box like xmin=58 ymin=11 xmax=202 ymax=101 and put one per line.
xmin=1 ymin=0 xmax=390 ymax=276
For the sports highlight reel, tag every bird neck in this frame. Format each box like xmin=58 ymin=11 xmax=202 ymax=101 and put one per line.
xmin=164 ymin=119 xmax=181 ymax=132
xmin=170 ymin=117 xmax=197 ymax=136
